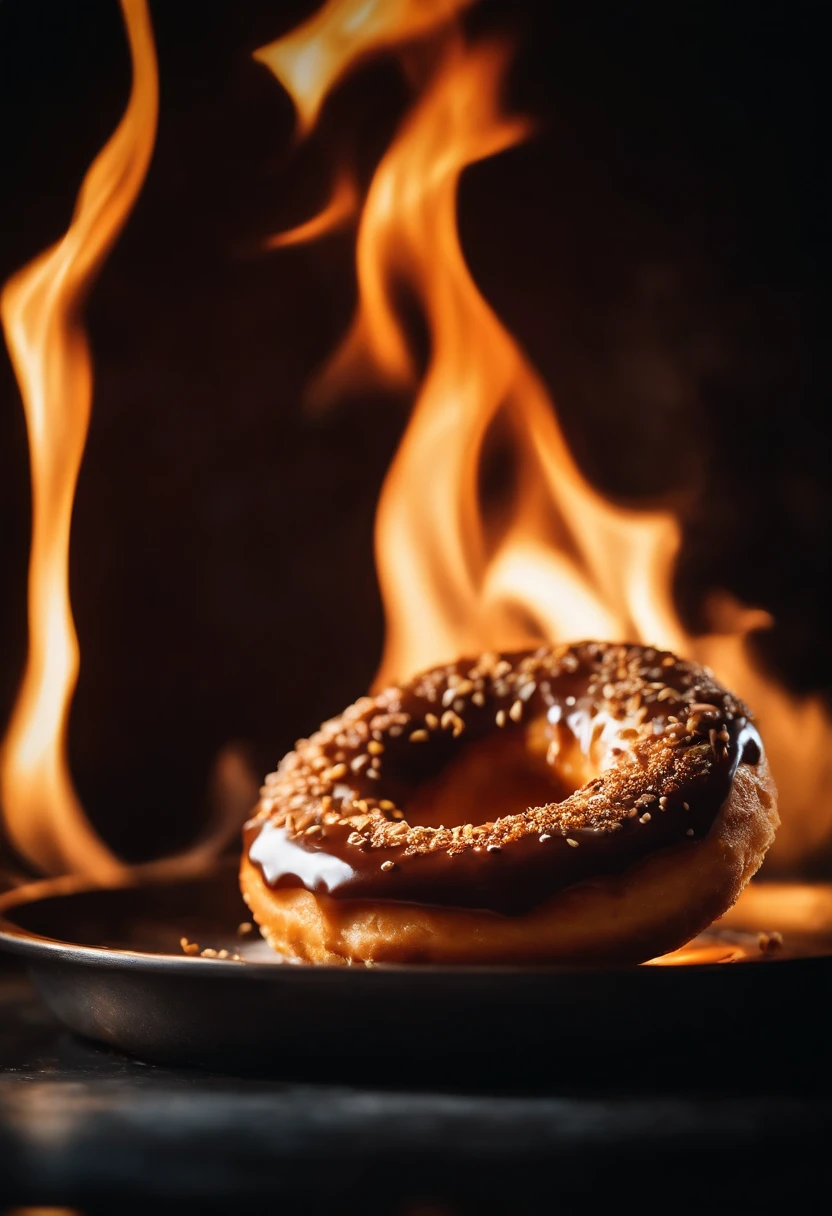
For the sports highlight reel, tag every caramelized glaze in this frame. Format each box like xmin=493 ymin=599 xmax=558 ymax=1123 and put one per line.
xmin=245 ymin=642 xmax=762 ymax=916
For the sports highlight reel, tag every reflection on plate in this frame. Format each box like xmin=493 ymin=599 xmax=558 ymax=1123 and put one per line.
xmin=1 ymin=864 xmax=831 ymax=1078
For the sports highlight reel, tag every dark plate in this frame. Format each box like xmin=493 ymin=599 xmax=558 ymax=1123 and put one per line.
xmin=1 ymin=861 xmax=831 ymax=1085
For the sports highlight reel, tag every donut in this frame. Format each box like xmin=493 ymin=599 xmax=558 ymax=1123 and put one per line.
xmin=240 ymin=642 xmax=778 ymax=965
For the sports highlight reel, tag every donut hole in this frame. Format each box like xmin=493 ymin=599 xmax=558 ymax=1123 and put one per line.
xmin=399 ymin=716 xmax=598 ymax=830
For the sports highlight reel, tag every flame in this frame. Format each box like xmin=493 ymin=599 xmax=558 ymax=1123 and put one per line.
xmin=0 ymin=0 xmax=158 ymax=879
xmin=265 ymin=0 xmax=832 ymax=872
xmin=254 ymin=0 xmax=473 ymax=136
xmin=265 ymin=171 xmax=358 ymax=249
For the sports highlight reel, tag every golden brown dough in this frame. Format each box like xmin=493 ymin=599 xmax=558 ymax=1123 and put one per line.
xmin=241 ymin=642 xmax=779 ymax=964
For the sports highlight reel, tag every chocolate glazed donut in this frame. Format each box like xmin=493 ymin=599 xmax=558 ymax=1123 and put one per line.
xmin=240 ymin=642 xmax=779 ymax=964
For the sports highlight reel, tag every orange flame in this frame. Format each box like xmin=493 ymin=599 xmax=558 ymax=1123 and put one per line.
xmin=0 ymin=0 xmax=158 ymax=879
xmin=254 ymin=0 xmax=473 ymax=136
xmin=264 ymin=171 xmax=358 ymax=249
xmin=264 ymin=1 xmax=832 ymax=872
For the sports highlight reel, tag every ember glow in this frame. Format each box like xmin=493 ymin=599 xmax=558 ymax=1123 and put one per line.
xmin=261 ymin=0 xmax=832 ymax=873
xmin=0 ymin=0 xmax=158 ymax=879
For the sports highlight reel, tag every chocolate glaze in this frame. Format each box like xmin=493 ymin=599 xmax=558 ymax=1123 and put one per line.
xmin=244 ymin=642 xmax=763 ymax=917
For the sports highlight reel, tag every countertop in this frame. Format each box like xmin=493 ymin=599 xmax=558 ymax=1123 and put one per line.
xmin=1 ymin=961 xmax=831 ymax=1214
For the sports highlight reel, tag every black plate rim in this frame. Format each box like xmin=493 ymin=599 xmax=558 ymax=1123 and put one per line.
xmin=0 ymin=870 xmax=827 ymax=981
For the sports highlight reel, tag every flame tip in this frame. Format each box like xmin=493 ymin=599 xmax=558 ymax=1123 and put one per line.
xmin=5 ymin=0 xmax=828 ymax=884
xmin=1 ymin=0 xmax=158 ymax=879
xmin=269 ymin=0 xmax=831 ymax=872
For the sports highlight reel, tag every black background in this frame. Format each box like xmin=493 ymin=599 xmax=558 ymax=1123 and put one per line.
xmin=0 ymin=0 xmax=828 ymax=865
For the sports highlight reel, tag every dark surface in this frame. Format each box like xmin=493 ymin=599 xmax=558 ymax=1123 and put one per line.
xmin=2 ymin=961 xmax=832 ymax=1214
